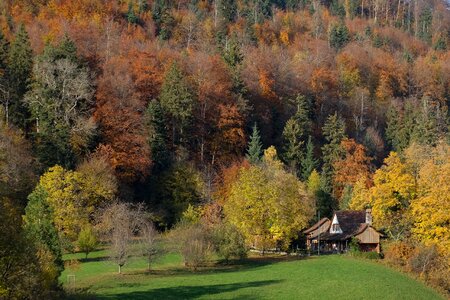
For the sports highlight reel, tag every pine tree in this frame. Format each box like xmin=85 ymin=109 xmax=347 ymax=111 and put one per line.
xmin=301 ymin=136 xmax=318 ymax=181
xmin=329 ymin=22 xmax=350 ymax=50
xmin=147 ymin=99 xmax=170 ymax=172
xmin=44 ymin=34 xmax=78 ymax=62
xmin=321 ymin=113 xmax=346 ymax=194
xmin=282 ymin=95 xmax=312 ymax=175
xmin=282 ymin=118 xmax=303 ymax=171
xmin=7 ymin=23 xmax=33 ymax=128
xmin=246 ymin=123 xmax=263 ymax=164
xmin=159 ymin=62 xmax=194 ymax=147
xmin=0 ymin=31 xmax=9 ymax=124
xmin=127 ymin=1 xmax=139 ymax=24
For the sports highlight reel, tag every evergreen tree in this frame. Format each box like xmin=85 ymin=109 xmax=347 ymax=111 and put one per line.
xmin=7 ymin=23 xmax=33 ymax=128
xmin=0 ymin=31 xmax=9 ymax=124
xmin=43 ymin=34 xmax=78 ymax=62
xmin=321 ymin=113 xmax=346 ymax=194
xmin=282 ymin=95 xmax=312 ymax=174
xmin=127 ymin=1 xmax=139 ymax=24
xmin=147 ymin=99 xmax=170 ymax=172
xmin=0 ymin=30 xmax=8 ymax=70
xmin=282 ymin=118 xmax=303 ymax=171
xmin=24 ymin=37 xmax=93 ymax=169
xmin=218 ymin=0 xmax=237 ymax=22
xmin=159 ymin=62 xmax=194 ymax=147
xmin=246 ymin=123 xmax=263 ymax=164
xmin=329 ymin=22 xmax=350 ymax=50
xmin=418 ymin=8 xmax=432 ymax=43
xmin=222 ymin=36 xmax=251 ymax=117
xmin=152 ymin=0 xmax=174 ymax=40
xmin=222 ymin=35 xmax=243 ymax=69
xmin=301 ymin=136 xmax=318 ymax=181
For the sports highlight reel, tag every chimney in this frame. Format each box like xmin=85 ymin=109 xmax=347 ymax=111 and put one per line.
xmin=365 ymin=209 xmax=372 ymax=225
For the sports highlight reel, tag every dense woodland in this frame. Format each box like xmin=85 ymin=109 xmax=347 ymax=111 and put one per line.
xmin=0 ymin=0 xmax=449 ymax=298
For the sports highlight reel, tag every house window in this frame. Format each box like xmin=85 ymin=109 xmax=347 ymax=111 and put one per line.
xmin=331 ymin=224 xmax=341 ymax=233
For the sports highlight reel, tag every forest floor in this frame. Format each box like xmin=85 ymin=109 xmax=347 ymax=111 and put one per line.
xmin=62 ymin=250 xmax=444 ymax=300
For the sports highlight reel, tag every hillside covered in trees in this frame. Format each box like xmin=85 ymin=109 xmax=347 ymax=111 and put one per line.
xmin=0 ymin=0 xmax=449 ymax=298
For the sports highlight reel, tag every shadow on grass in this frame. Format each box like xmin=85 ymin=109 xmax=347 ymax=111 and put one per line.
xmin=98 ymin=280 xmax=283 ymax=300
xmin=128 ymin=255 xmax=303 ymax=277
xmin=78 ymin=256 xmax=109 ymax=263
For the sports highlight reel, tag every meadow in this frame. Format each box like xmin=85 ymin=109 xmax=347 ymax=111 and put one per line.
xmin=62 ymin=250 xmax=445 ymax=300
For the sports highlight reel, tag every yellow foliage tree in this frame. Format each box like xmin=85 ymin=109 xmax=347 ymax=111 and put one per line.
xmin=370 ymin=152 xmax=416 ymax=240
xmin=37 ymin=164 xmax=116 ymax=242
xmin=410 ymin=143 xmax=450 ymax=257
xmin=348 ymin=177 xmax=371 ymax=210
xmin=224 ymin=147 xmax=314 ymax=251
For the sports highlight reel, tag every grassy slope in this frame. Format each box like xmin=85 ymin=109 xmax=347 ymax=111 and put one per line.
xmin=62 ymin=251 xmax=444 ymax=300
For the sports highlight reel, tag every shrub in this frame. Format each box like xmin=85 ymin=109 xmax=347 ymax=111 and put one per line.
xmin=212 ymin=222 xmax=247 ymax=262
xmin=170 ymin=221 xmax=213 ymax=270
xmin=383 ymin=240 xmax=415 ymax=267
xmin=408 ymin=245 xmax=439 ymax=278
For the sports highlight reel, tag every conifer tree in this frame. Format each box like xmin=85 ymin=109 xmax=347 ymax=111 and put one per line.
xmin=7 ymin=24 xmax=33 ymax=128
xmin=246 ymin=123 xmax=263 ymax=164
xmin=282 ymin=95 xmax=311 ymax=175
xmin=0 ymin=31 xmax=10 ymax=124
xmin=159 ymin=62 xmax=194 ymax=147
xmin=329 ymin=22 xmax=350 ymax=50
xmin=321 ymin=113 xmax=346 ymax=194
xmin=147 ymin=99 xmax=170 ymax=172
xmin=127 ymin=1 xmax=139 ymax=24
xmin=301 ymin=136 xmax=318 ymax=181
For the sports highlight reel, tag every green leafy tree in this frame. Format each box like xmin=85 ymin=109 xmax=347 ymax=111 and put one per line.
xmin=23 ymin=186 xmax=63 ymax=290
xmin=246 ymin=123 xmax=263 ymax=164
xmin=7 ymin=24 xmax=33 ymax=128
xmin=156 ymin=163 xmax=204 ymax=226
xmin=77 ymin=226 xmax=97 ymax=259
xmin=0 ymin=199 xmax=57 ymax=298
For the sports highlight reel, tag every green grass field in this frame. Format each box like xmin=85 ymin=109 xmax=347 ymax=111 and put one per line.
xmin=62 ymin=250 xmax=445 ymax=300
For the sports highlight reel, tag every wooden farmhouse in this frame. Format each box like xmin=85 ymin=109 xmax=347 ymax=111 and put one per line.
xmin=303 ymin=209 xmax=382 ymax=253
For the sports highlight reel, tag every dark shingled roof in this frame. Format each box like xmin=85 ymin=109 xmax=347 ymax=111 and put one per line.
xmin=305 ymin=210 xmax=372 ymax=241
xmin=303 ymin=218 xmax=329 ymax=234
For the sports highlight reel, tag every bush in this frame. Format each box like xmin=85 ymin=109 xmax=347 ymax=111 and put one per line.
xmin=408 ymin=245 xmax=439 ymax=278
xmin=212 ymin=222 xmax=247 ymax=262
xmin=170 ymin=222 xmax=213 ymax=270
xmin=383 ymin=240 xmax=415 ymax=267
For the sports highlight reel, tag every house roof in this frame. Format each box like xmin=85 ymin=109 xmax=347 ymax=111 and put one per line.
xmin=303 ymin=218 xmax=330 ymax=234
xmin=305 ymin=210 xmax=379 ymax=241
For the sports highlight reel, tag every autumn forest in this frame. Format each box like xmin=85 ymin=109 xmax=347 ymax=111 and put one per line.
xmin=0 ymin=0 xmax=449 ymax=298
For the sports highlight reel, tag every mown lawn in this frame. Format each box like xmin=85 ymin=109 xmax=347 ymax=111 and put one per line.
xmin=62 ymin=250 xmax=445 ymax=300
